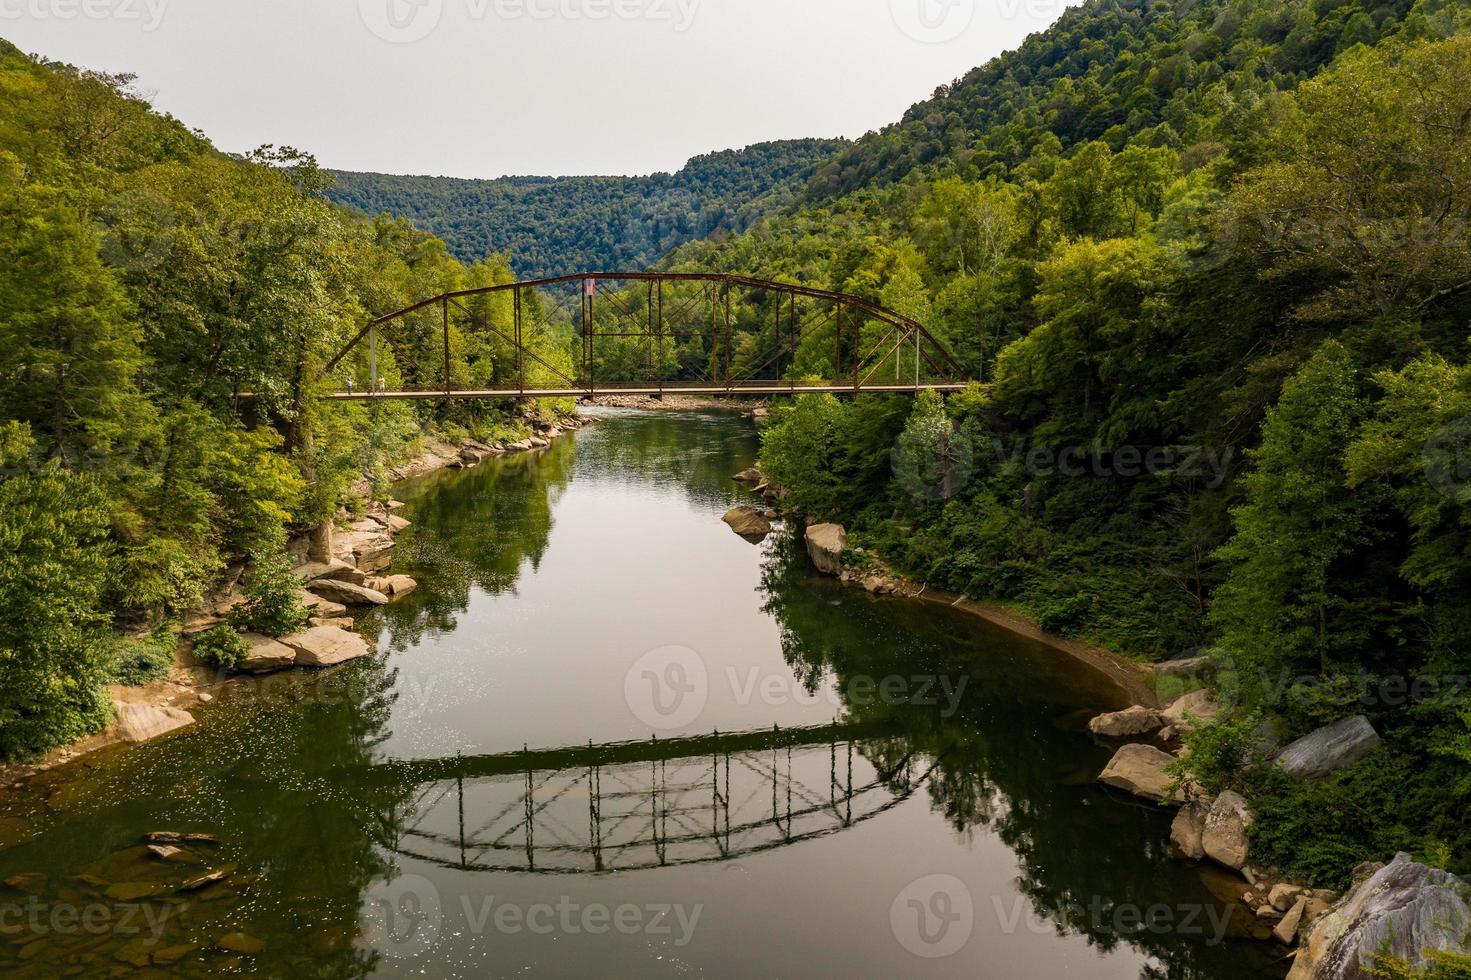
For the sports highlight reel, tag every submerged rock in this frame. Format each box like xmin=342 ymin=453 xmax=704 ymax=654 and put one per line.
xmin=1275 ymin=716 xmax=1381 ymax=782
xmin=116 ymin=704 xmax=195 ymax=743
xmin=722 ymin=506 xmax=771 ymax=539
xmin=1288 ymin=854 xmax=1471 ymax=978
xmin=804 ymin=523 xmax=846 ymax=575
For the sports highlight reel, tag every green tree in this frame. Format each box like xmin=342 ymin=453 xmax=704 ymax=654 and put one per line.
xmin=0 ymin=425 xmax=116 ymax=758
xmin=1211 ymin=341 xmax=1371 ymax=691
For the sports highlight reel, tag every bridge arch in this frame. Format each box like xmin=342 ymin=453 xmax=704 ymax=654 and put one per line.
xmin=321 ymin=272 xmax=970 ymax=400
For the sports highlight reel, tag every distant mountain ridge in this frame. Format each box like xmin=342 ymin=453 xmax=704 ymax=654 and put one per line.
xmin=324 ymin=138 xmax=847 ymax=277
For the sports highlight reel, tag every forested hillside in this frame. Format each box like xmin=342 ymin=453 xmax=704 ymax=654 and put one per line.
xmin=804 ymin=0 xmax=1459 ymax=200
xmin=324 ymin=139 xmax=846 ymax=275
xmin=653 ymin=0 xmax=1471 ymax=887
xmin=0 ymin=38 xmax=577 ymax=759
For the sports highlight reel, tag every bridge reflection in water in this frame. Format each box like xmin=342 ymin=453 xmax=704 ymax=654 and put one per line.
xmin=359 ymin=722 xmax=942 ymax=875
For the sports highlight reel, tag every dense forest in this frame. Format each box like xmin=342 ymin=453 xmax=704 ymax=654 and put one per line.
xmin=323 ymin=139 xmax=846 ymax=276
xmin=3 ymin=0 xmax=1471 ymax=906
xmin=0 ymin=37 xmax=580 ymax=759
xmin=657 ymin=0 xmax=1471 ymax=888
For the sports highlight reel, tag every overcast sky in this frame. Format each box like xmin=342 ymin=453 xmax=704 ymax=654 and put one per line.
xmin=2 ymin=0 xmax=1076 ymax=178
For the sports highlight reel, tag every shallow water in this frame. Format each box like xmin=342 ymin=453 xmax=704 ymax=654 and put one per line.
xmin=0 ymin=409 xmax=1284 ymax=977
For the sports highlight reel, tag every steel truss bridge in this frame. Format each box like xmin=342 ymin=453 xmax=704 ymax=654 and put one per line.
xmin=354 ymin=721 xmax=945 ymax=875
xmin=321 ymin=273 xmax=970 ymax=401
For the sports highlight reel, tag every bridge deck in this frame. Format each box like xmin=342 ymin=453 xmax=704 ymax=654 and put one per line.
xmin=327 ymin=382 xmax=969 ymax=401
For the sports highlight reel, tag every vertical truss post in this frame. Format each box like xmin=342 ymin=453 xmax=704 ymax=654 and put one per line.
xmin=513 ymin=286 xmax=523 ymax=395
xmin=368 ymin=324 xmax=377 ymax=397
xmin=442 ymin=298 xmax=451 ymax=396
xmin=834 ymin=301 xmax=842 ymax=386
xmin=646 ymin=281 xmax=655 ymax=383
xmin=656 ymin=279 xmax=664 ymax=394
xmin=723 ymin=285 xmax=732 ymax=388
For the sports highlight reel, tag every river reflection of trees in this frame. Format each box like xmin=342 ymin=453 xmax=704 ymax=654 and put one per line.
xmin=757 ymin=531 xmax=1284 ymax=979
xmin=368 ymin=410 xmax=762 ymax=653
xmin=0 ymin=656 xmax=411 ymax=978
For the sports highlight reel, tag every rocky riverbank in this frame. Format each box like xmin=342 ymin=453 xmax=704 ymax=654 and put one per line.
xmin=723 ymin=463 xmax=1471 ymax=977
xmin=1 ymin=414 xmax=596 ymax=779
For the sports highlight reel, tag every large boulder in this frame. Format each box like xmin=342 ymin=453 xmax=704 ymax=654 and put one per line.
xmin=238 ymin=633 xmax=298 ymax=675
xmin=732 ymin=467 xmax=764 ymax=484
xmin=116 ymin=704 xmax=194 ymax=743
xmin=1170 ymin=802 xmax=1207 ymax=860
xmin=1097 ymin=743 xmax=1182 ymax=804
xmin=334 ymin=521 xmax=396 ymax=573
xmin=722 ymin=506 xmax=771 ymax=539
xmin=280 ymin=626 xmax=374 ymax=668
xmin=804 ymin=524 xmax=847 ymax=576
xmin=1288 ymin=854 xmax=1471 ymax=979
xmin=1275 ymin=716 xmax=1381 ymax=782
xmin=308 ymin=579 xmax=389 ymax=607
xmin=1162 ymin=688 xmax=1220 ymax=730
xmin=1089 ymin=705 xmax=1165 ymax=739
xmin=1202 ymin=790 xmax=1253 ymax=870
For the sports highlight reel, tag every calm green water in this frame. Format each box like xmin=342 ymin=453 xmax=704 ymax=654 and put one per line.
xmin=0 ymin=409 xmax=1283 ymax=978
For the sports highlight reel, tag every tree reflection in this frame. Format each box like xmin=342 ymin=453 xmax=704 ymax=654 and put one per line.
xmin=758 ymin=532 xmax=1284 ymax=979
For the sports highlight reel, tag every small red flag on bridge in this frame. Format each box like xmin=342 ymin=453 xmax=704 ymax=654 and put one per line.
xmin=584 ymin=278 xmax=596 ymax=297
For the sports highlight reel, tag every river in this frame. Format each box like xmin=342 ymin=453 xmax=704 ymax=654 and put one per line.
xmin=0 ymin=409 xmax=1284 ymax=978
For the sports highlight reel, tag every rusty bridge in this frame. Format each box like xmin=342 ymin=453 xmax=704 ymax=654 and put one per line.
xmin=350 ymin=721 xmax=946 ymax=874
xmin=321 ymin=272 xmax=969 ymax=400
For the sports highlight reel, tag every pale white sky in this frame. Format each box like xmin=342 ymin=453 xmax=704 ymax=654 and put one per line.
xmin=2 ymin=0 xmax=1077 ymax=178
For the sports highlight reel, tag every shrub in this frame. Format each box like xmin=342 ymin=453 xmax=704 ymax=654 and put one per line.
xmin=109 ymin=624 xmax=179 ymax=686
xmin=229 ymin=542 xmax=308 ymax=638
xmin=193 ymin=626 xmax=250 ymax=671
xmin=1371 ymin=949 xmax=1471 ymax=979
xmin=1165 ymin=711 xmax=1263 ymax=796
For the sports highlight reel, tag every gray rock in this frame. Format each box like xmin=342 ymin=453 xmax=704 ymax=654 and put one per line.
xmin=308 ymin=579 xmax=390 ymax=607
xmin=1202 ymin=790 xmax=1253 ymax=870
xmin=1089 ymin=705 xmax=1165 ymax=739
xmin=804 ymin=524 xmax=846 ymax=575
xmin=1276 ymin=716 xmax=1381 ymax=782
xmin=732 ymin=468 xmax=764 ymax=484
xmin=1288 ymin=854 xmax=1471 ymax=979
